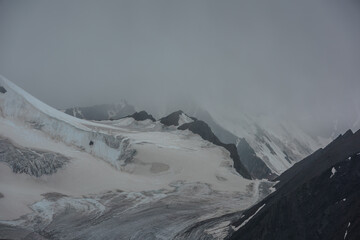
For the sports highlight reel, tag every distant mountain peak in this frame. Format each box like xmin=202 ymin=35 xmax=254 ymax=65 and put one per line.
xmin=125 ymin=111 xmax=156 ymax=122
xmin=160 ymin=110 xmax=195 ymax=127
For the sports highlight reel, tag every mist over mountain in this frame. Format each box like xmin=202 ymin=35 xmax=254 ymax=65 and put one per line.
xmin=0 ymin=1 xmax=359 ymax=239
xmin=1 ymin=0 xmax=359 ymax=137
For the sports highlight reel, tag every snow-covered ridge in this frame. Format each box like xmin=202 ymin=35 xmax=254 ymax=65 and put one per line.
xmin=0 ymin=75 xmax=135 ymax=169
xmin=159 ymin=110 xmax=194 ymax=127
xmin=210 ymin=111 xmax=330 ymax=175
xmin=178 ymin=113 xmax=194 ymax=126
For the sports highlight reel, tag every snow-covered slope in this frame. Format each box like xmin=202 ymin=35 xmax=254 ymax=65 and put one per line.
xmin=0 ymin=76 xmax=269 ymax=238
xmin=183 ymin=107 xmax=330 ymax=177
xmin=0 ymin=76 xmax=136 ymax=170
xmin=210 ymin=112 xmax=330 ymax=176
xmin=61 ymin=98 xmax=327 ymax=179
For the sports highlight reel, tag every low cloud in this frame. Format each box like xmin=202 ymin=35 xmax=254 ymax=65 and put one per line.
xmin=0 ymin=0 xmax=359 ymax=135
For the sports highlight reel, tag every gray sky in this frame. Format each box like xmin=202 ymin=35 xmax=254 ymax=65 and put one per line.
xmin=0 ymin=0 xmax=360 ymax=135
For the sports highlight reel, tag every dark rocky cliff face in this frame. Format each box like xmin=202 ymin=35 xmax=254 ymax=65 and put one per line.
xmin=275 ymin=129 xmax=358 ymax=190
xmin=178 ymin=120 xmax=252 ymax=180
xmin=228 ymin=129 xmax=360 ymax=240
xmin=159 ymin=110 xmax=196 ymax=127
xmin=159 ymin=110 xmax=185 ymax=126
xmin=125 ymin=111 xmax=156 ymax=122
xmin=0 ymin=86 xmax=7 ymax=93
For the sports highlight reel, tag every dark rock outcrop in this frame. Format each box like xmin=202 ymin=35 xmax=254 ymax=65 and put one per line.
xmin=159 ymin=110 xmax=196 ymax=126
xmin=228 ymin=129 xmax=360 ymax=240
xmin=126 ymin=111 xmax=156 ymax=122
xmin=0 ymin=86 xmax=7 ymax=93
xmin=178 ymin=120 xmax=252 ymax=179
xmin=189 ymin=109 xmax=238 ymax=144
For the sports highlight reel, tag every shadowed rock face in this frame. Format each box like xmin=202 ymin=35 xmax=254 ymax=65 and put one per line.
xmin=228 ymin=129 xmax=360 ymax=240
xmin=178 ymin=120 xmax=252 ymax=180
xmin=0 ymin=138 xmax=69 ymax=177
xmin=0 ymin=86 xmax=6 ymax=93
xmin=275 ymin=129 xmax=358 ymax=190
xmin=160 ymin=110 xmax=183 ymax=126
xmin=126 ymin=111 xmax=156 ymax=122
xmin=160 ymin=110 xmax=195 ymax=126
xmin=189 ymin=109 xmax=238 ymax=144
xmin=179 ymin=121 xmax=221 ymax=145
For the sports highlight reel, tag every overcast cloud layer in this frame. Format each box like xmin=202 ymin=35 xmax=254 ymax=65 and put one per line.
xmin=0 ymin=0 xmax=359 ymax=135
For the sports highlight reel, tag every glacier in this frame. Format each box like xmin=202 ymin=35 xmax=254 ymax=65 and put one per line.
xmin=0 ymin=75 xmax=272 ymax=239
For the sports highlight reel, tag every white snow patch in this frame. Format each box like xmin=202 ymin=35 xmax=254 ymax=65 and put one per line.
xmin=204 ymin=221 xmax=231 ymax=239
xmin=232 ymin=204 xmax=266 ymax=231
xmin=330 ymin=167 xmax=337 ymax=178
xmin=269 ymin=181 xmax=279 ymax=193
xmin=344 ymin=222 xmax=351 ymax=239
xmin=178 ymin=113 xmax=194 ymax=126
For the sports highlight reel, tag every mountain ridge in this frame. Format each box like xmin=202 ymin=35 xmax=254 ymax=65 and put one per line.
xmin=228 ymin=128 xmax=360 ymax=240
